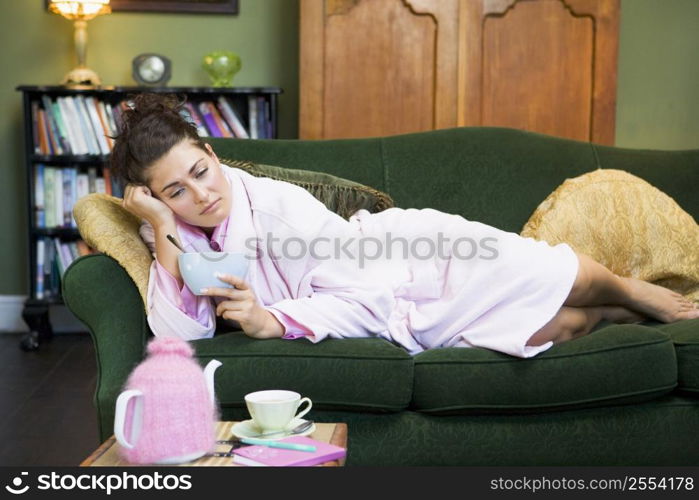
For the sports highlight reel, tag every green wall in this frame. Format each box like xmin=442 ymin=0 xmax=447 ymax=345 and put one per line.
xmin=616 ymin=0 xmax=699 ymax=149
xmin=0 ymin=0 xmax=698 ymax=296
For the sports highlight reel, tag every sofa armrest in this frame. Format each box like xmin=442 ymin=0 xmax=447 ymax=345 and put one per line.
xmin=62 ymin=253 xmax=150 ymax=441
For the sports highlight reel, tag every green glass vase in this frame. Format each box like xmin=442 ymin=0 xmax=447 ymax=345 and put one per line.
xmin=202 ymin=51 xmax=242 ymax=87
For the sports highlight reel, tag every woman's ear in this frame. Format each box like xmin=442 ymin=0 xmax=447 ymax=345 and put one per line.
xmin=205 ymin=143 xmax=219 ymax=163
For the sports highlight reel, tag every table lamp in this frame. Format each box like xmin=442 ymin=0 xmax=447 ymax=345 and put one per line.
xmin=48 ymin=0 xmax=111 ymax=87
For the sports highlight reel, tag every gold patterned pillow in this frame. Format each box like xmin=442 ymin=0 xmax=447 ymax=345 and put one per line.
xmin=521 ymin=169 xmax=699 ymax=302
xmin=73 ymin=194 xmax=152 ymax=310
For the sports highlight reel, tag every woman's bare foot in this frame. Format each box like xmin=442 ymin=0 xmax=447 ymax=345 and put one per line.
xmin=599 ymin=305 xmax=646 ymax=324
xmin=622 ymin=277 xmax=699 ymax=323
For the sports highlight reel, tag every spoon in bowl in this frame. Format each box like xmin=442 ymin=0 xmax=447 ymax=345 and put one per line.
xmin=166 ymin=234 xmax=186 ymax=253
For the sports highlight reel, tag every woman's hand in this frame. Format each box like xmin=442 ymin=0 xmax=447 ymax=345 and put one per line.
xmin=201 ymin=273 xmax=284 ymax=339
xmin=122 ymin=184 xmax=175 ymax=227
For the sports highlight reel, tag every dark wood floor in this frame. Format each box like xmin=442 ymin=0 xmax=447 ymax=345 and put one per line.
xmin=0 ymin=332 xmax=100 ymax=466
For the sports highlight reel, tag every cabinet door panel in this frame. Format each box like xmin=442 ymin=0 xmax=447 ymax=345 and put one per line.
xmin=301 ymin=0 xmax=459 ymax=139
xmin=482 ymin=0 xmax=593 ymax=141
xmin=462 ymin=0 xmax=619 ymax=144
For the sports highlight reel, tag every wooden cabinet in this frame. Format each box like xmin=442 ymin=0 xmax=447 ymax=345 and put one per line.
xmin=300 ymin=0 xmax=619 ymax=144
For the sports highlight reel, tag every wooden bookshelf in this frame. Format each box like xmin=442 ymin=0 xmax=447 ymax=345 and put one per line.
xmin=16 ymin=85 xmax=282 ymax=350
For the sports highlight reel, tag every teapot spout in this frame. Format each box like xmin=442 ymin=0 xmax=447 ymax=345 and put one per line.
xmin=203 ymin=359 xmax=222 ymax=406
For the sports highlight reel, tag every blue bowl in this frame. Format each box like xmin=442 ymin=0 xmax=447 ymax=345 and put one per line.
xmin=178 ymin=252 xmax=250 ymax=295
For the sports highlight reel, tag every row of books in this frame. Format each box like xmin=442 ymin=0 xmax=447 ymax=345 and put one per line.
xmin=182 ymin=96 xmax=274 ymax=140
xmin=32 ymin=95 xmax=120 ymax=156
xmin=34 ymin=164 xmax=123 ymax=229
xmin=35 ymin=237 xmax=94 ymax=300
xmin=32 ymin=94 xmax=273 ymax=155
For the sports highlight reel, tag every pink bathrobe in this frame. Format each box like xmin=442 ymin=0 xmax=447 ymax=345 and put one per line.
xmin=140 ymin=165 xmax=579 ymax=358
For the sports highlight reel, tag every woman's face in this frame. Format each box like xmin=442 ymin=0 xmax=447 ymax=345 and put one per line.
xmin=147 ymin=139 xmax=231 ymax=228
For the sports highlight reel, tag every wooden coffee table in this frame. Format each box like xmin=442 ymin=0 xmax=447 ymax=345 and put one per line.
xmin=81 ymin=421 xmax=347 ymax=467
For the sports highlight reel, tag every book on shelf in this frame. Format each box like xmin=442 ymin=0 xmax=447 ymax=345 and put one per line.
xmin=261 ymin=96 xmax=273 ymax=139
xmin=189 ymin=99 xmax=256 ymax=139
xmin=52 ymin=168 xmax=65 ymax=227
xmin=68 ymin=96 xmax=94 ymax=154
xmin=197 ymin=101 xmax=226 ymax=138
xmin=35 ymin=236 xmax=95 ymax=300
xmin=35 ymin=238 xmax=46 ymax=300
xmin=74 ymin=95 xmax=99 ymax=154
xmin=32 ymin=92 xmax=272 ymax=153
xmin=182 ymin=102 xmax=210 ymax=137
xmin=217 ymin=96 xmax=250 ymax=139
xmin=34 ymin=164 xmax=45 ymax=228
xmin=42 ymin=98 xmax=63 ymax=155
xmin=43 ymin=167 xmax=57 ymax=228
xmin=62 ymin=168 xmax=74 ymax=227
xmin=33 ymin=95 xmax=120 ymax=156
xmin=242 ymin=95 xmax=273 ymax=140
xmin=102 ymin=101 xmax=119 ymax=141
xmin=31 ymin=101 xmax=41 ymax=154
xmin=248 ymin=96 xmax=258 ymax=139
xmin=35 ymin=106 xmax=51 ymax=155
xmin=54 ymin=237 xmax=69 ymax=276
xmin=110 ymin=101 xmax=127 ymax=137
xmin=83 ymin=96 xmax=111 ymax=155
xmin=42 ymin=95 xmax=70 ymax=155
xmin=206 ymin=101 xmax=235 ymax=138
xmin=102 ymin=167 xmax=113 ymax=196
xmin=34 ymin=164 xmax=120 ymax=229
xmin=58 ymin=96 xmax=88 ymax=155
xmin=87 ymin=166 xmax=98 ymax=193
xmin=232 ymin=436 xmax=346 ymax=467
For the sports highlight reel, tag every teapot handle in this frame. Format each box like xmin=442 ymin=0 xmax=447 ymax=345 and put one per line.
xmin=114 ymin=389 xmax=143 ymax=450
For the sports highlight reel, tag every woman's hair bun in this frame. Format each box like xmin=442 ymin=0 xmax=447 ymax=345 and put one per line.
xmin=118 ymin=93 xmax=185 ymax=135
xmin=130 ymin=93 xmax=184 ymax=116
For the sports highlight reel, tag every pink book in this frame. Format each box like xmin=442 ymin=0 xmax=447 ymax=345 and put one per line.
xmin=232 ymin=436 xmax=346 ymax=467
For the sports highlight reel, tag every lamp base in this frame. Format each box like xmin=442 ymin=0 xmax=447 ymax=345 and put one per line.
xmin=62 ymin=66 xmax=102 ymax=87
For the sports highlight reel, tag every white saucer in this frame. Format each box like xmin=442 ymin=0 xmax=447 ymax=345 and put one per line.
xmin=231 ymin=418 xmax=315 ymax=441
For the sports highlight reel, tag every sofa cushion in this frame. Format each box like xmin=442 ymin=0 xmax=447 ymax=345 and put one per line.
xmin=654 ymin=319 xmax=699 ymax=395
xmin=521 ymin=169 xmax=699 ymax=302
xmin=192 ymin=333 xmax=414 ymax=412
xmin=411 ymin=324 xmax=677 ymax=414
xmin=219 ymin=158 xmax=394 ymax=219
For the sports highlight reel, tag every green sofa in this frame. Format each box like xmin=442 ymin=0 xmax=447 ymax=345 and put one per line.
xmin=63 ymin=127 xmax=699 ymax=465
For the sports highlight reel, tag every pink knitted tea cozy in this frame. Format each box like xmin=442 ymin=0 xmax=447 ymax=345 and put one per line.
xmin=120 ymin=337 xmax=218 ymax=464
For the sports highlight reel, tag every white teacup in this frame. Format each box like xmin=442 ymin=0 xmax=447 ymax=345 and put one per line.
xmin=244 ymin=390 xmax=313 ymax=433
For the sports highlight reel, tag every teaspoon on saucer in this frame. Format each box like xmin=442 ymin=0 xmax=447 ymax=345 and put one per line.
xmin=253 ymin=420 xmax=314 ymax=439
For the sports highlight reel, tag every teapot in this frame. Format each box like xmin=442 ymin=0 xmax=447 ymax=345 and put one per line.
xmin=113 ymin=337 xmax=222 ymax=464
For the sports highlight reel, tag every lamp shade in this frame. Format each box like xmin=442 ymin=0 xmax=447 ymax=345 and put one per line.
xmin=49 ymin=0 xmax=111 ymax=21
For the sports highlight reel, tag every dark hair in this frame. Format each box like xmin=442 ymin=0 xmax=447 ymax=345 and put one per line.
xmin=109 ymin=93 xmax=210 ymax=186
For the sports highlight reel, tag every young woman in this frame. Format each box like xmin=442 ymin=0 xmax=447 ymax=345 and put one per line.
xmin=112 ymin=94 xmax=699 ymax=358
